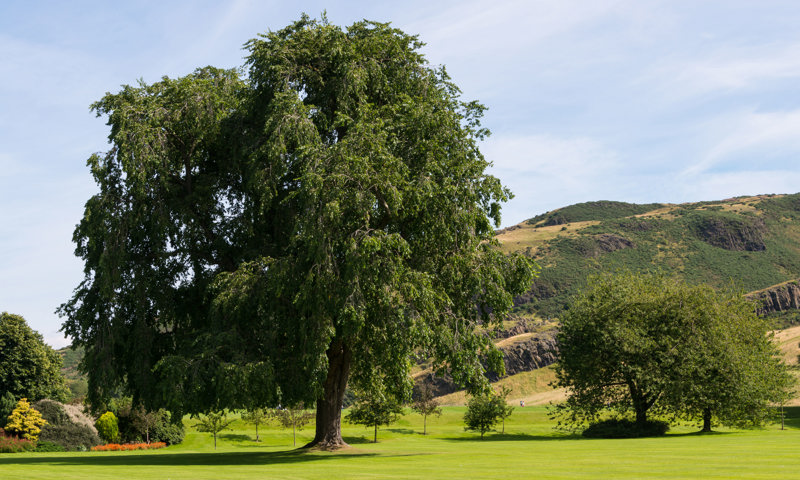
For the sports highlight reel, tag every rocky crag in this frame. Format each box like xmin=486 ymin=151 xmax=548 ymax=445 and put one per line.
xmin=749 ymin=280 xmax=800 ymax=316
xmin=414 ymin=317 xmax=558 ymax=397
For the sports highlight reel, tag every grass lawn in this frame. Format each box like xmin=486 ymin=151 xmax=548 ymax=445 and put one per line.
xmin=3 ymin=406 xmax=800 ymax=479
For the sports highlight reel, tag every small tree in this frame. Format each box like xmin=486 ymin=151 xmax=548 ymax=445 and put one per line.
xmin=274 ymin=404 xmax=315 ymax=447
xmin=241 ymin=407 xmax=271 ymax=442
xmin=193 ymin=410 xmax=234 ymax=450
xmin=5 ymin=398 xmax=47 ymax=441
xmin=131 ymin=406 xmax=161 ymax=444
xmin=95 ymin=411 xmax=119 ymax=443
xmin=464 ymin=392 xmax=504 ymax=439
xmin=411 ymin=384 xmax=442 ymax=435
xmin=495 ymin=386 xmax=515 ymax=434
xmin=346 ymin=392 xmax=404 ymax=443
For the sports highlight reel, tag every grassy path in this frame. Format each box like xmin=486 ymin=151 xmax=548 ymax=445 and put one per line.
xmin=3 ymin=407 xmax=800 ymax=479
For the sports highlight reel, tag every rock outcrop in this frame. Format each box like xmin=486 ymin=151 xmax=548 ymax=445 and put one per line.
xmin=693 ymin=215 xmax=767 ymax=251
xmin=485 ymin=333 xmax=558 ymax=381
xmin=749 ymin=280 xmax=800 ymax=315
xmin=414 ymin=319 xmax=558 ymax=397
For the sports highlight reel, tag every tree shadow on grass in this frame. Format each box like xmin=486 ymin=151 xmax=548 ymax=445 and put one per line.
xmin=341 ymin=436 xmax=372 ymax=445
xmin=385 ymin=428 xmax=416 ymax=435
xmin=443 ymin=432 xmax=581 ymax=442
xmin=218 ymin=434 xmax=253 ymax=443
xmin=0 ymin=449 xmax=377 ymax=467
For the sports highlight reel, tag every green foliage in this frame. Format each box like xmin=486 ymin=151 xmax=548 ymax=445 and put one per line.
xmin=581 ymin=419 xmax=669 ymax=438
xmin=102 ymin=397 xmax=184 ymax=445
xmin=511 ymin=194 xmax=800 ymax=319
xmin=274 ymin=404 xmax=315 ymax=446
xmin=463 ymin=392 xmax=507 ymax=438
xmin=241 ymin=407 xmax=271 ymax=442
xmin=495 ymin=386 xmax=515 ymax=434
xmin=95 ymin=411 xmax=119 ymax=443
xmin=346 ymin=392 xmax=404 ymax=443
xmin=150 ymin=413 xmax=185 ymax=446
xmin=0 ymin=312 xmax=69 ymax=402
xmin=411 ymin=383 xmax=442 ymax=435
xmin=4 ymin=398 xmax=47 ymax=441
xmin=34 ymin=440 xmax=67 ymax=452
xmin=60 ymin=14 xmax=536 ymax=447
xmin=526 ymin=201 xmax=664 ymax=226
xmin=194 ymin=411 xmax=234 ymax=450
xmin=0 ymin=391 xmax=16 ymax=422
xmin=553 ymin=272 xmax=792 ymax=431
xmin=38 ymin=421 xmax=101 ymax=451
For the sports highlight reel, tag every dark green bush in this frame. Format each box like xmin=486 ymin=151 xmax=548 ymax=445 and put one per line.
xmin=151 ymin=413 xmax=185 ymax=445
xmin=582 ymin=419 xmax=669 ymax=438
xmin=35 ymin=441 xmax=66 ymax=452
xmin=38 ymin=422 xmax=101 ymax=451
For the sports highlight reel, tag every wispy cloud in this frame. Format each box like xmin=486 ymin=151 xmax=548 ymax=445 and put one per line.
xmin=686 ymin=109 xmax=800 ymax=175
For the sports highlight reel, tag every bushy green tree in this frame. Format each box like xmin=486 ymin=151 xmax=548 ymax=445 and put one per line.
xmin=411 ymin=383 xmax=442 ymax=435
xmin=59 ymin=14 xmax=535 ymax=449
xmin=463 ymin=392 xmax=505 ymax=439
xmin=0 ymin=313 xmax=69 ymax=402
xmin=5 ymin=398 xmax=47 ymax=441
xmin=346 ymin=392 xmax=404 ymax=443
xmin=193 ymin=410 xmax=234 ymax=450
xmin=554 ymin=271 xmax=792 ymax=432
xmin=94 ymin=411 xmax=119 ymax=443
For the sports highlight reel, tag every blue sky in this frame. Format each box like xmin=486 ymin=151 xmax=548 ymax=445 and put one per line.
xmin=2 ymin=1 xmax=799 ymax=347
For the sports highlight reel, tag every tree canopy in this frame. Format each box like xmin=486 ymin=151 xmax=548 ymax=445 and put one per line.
xmin=59 ymin=15 xmax=535 ymax=448
xmin=553 ymin=272 xmax=791 ymax=432
xmin=0 ymin=312 xmax=69 ymax=403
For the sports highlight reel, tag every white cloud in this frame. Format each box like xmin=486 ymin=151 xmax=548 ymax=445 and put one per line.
xmin=641 ymin=41 xmax=800 ymax=103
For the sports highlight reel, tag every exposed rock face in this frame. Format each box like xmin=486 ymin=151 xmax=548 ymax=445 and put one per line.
xmin=593 ymin=234 xmax=634 ymax=254
xmin=693 ymin=215 xmax=767 ymax=251
xmin=414 ymin=320 xmax=559 ymax=397
xmin=485 ymin=333 xmax=558 ymax=381
xmin=749 ymin=280 xmax=800 ymax=315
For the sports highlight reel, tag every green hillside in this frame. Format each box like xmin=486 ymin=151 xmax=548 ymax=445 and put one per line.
xmin=498 ymin=193 xmax=800 ymax=319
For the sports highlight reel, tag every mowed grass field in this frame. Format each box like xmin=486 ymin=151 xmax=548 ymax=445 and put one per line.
xmin=4 ymin=406 xmax=800 ymax=479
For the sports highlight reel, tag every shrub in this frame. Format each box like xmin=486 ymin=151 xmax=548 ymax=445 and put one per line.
xmin=4 ymin=398 xmax=47 ymax=441
xmin=39 ymin=421 xmax=101 ymax=451
xmin=33 ymin=399 xmax=100 ymax=451
xmin=582 ymin=419 xmax=669 ymax=438
xmin=150 ymin=414 xmax=184 ymax=445
xmin=95 ymin=412 xmax=119 ymax=443
xmin=0 ymin=434 xmax=35 ymax=453
xmin=35 ymin=441 xmax=66 ymax=452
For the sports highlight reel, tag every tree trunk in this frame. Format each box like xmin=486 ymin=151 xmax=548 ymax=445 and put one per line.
xmin=423 ymin=415 xmax=427 ymax=435
xmin=306 ymin=340 xmax=352 ymax=450
xmin=701 ymin=407 xmax=712 ymax=432
xmin=373 ymin=425 xmax=378 ymax=443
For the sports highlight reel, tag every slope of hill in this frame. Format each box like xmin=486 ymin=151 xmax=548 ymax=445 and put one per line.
xmin=499 ymin=193 xmax=800 ymax=320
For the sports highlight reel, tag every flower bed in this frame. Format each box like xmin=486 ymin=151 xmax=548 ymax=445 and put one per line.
xmin=91 ymin=442 xmax=167 ymax=452
xmin=0 ymin=435 xmax=35 ymax=453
